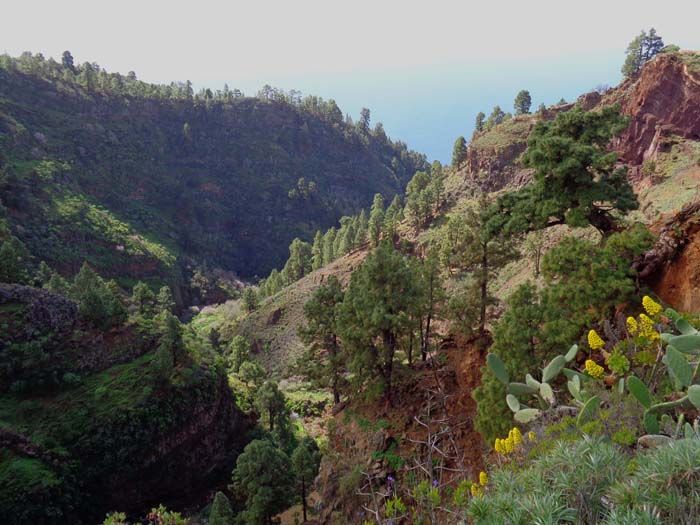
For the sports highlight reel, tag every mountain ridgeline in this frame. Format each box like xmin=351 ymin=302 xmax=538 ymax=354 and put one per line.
xmin=0 ymin=53 xmax=427 ymax=296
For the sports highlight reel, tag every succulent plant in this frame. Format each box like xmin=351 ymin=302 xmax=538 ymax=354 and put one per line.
xmin=487 ymin=344 xmax=595 ymax=427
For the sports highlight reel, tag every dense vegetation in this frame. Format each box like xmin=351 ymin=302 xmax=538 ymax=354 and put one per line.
xmin=0 ymin=52 xmax=427 ymax=298
xmin=4 ymin=29 xmax=700 ymax=525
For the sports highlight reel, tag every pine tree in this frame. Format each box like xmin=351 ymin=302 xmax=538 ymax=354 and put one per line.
xmin=473 ymin=283 xmax=543 ymax=444
xmin=405 ymin=171 xmax=433 ymax=231
xmin=338 ymin=242 xmax=421 ymax=402
xmin=367 ymin=194 xmax=385 ymax=247
xmin=61 ymin=50 xmax=75 ymax=71
xmin=311 ymin=230 xmax=324 ymax=271
xmin=430 ymin=161 xmax=446 ymax=211
xmin=291 ymin=438 xmax=321 ymax=523
xmin=298 ymin=276 xmax=345 ymax=403
xmin=231 ymin=439 xmax=295 ymax=525
xmin=358 ymin=108 xmax=371 ymax=134
xmin=442 ymin=196 xmax=518 ymax=336
xmin=46 ymin=272 xmax=70 ymax=295
xmin=239 ymin=360 xmax=265 ymax=388
xmin=474 ymin=112 xmax=485 ymax=133
xmin=383 ymin=195 xmax=403 ymax=240
xmin=71 ymin=263 xmax=126 ymax=329
xmin=158 ymin=312 xmax=185 ymax=367
xmin=35 ymin=261 xmax=52 ymax=287
xmin=0 ymin=237 xmax=26 ymax=284
xmin=151 ymin=343 xmax=174 ymax=384
xmin=487 ymin=105 xmax=638 ymax=236
xmin=538 ymin=225 xmax=653 ymax=355
xmin=322 ymin=227 xmax=337 ymax=265
xmin=414 ymin=246 xmax=445 ymax=362
xmin=284 ymin=238 xmax=312 ymax=282
xmin=229 ymin=335 xmax=251 ymax=373
xmin=71 ymin=262 xmax=100 ymax=301
xmin=132 ymin=281 xmax=155 ymax=317
xmin=156 ymin=286 xmax=175 ymax=314
xmin=523 ymin=230 xmax=545 ymax=277
xmin=514 ymin=90 xmax=532 ymax=115
xmin=242 ymin=287 xmax=259 ymax=312
xmin=485 ymin=106 xmax=505 ymax=128
xmin=354 ymin=209 xmax=368 ymax=247
xmin=622 ymin=28 xmax=664 ymax=78
xmin=622 ymin=31 xmax=646 ymax=78
xmin=254 ymin=381 xmax=287 ymax=432
xmin=209 ymin=492 xmax=234 ymax=525
xmin=452 ymin=136 xmax=467 ymax=167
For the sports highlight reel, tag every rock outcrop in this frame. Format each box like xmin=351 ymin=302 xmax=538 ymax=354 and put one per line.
xmin=634 ymin=201 xmax=700 ymax=313
xmin=615 ymin=52 xmax=700 ymax=166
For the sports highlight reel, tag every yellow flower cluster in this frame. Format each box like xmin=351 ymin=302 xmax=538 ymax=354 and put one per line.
xmin=642 ymin=295 xmax=662 ymax=316
xmin=494 ymin=427 xmax=523 ymax=454
xmin=639 ymin=313 xmax=660 ymax=341
xmin=588 ymin=329 xmax=605 ymax=350
xmin=527 ymin=430 xmax=536 ymax=442
xmin=470 ymin=484 xmax=483 ymax=498
xmin=585 ymin=359 xmax=604 ymax=378
xmin=626 ymin=316 xmax=638 ymax=334
xmin=479 ymin=471 xmax=488 ymax=486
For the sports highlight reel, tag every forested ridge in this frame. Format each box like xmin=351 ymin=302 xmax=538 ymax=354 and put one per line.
xmin=0 ymin=51 xmax=427 ymax=293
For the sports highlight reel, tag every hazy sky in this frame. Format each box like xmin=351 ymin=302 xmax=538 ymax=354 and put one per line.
xmin=4 ymin=0 xmax=700 ymax=161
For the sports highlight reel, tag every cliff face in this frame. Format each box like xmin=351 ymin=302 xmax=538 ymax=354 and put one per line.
xmin=462 ymin=117 xmax=535 ymax=192
xmin=616 ymin=52 xmax=700 ymax=167
xmin=100 ymin=375 xmax=251 ymax=515
xmin=461 ymin=92 xmax=602 ymax=193
xmin=0 ymin=283 xmax=251 ymax=523
xmin=631 ymin=201 xmax=700 ymax=313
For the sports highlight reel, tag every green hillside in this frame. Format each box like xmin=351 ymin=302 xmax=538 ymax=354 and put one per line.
xmin=0 ymin=53 xmax=427 ymax=294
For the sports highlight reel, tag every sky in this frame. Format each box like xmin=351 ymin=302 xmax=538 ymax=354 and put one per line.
xmin=4 ymin=0 xmax=700 ymax=162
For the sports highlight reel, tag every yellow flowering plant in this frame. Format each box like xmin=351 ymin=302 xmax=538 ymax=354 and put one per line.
xmin=479 ymin=471 xmax=488 ymax=486
xmin=642 ymin=295 xmax=662 ymax=317
xmin=584 ymin=359 xmax=605 ymax=379
xmin=588 ymin=329 xmax=605 ymax=350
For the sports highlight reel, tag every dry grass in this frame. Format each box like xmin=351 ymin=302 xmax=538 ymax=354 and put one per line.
xmin=226 ymin=249 xmax=368 ymax=378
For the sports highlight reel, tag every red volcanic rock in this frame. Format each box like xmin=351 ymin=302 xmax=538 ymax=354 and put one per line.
xmin=616 ymin=53 xmax=700 ymax=165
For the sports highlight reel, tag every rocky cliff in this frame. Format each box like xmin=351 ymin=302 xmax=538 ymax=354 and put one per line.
xmin=614 ymin=52 xmax=700 ymax=168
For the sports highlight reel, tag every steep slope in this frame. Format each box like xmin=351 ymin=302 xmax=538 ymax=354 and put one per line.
xmin=0 ymin=284 xmax=250 ymax=525
xmin=0 ymin=55 xmax=427 ymax=294
xmin=316 ymin=337 xmax=485 ymax=523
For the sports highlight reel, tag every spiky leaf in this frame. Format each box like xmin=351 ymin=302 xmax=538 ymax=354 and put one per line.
xmin=627 ymin=375 xmax=651 ymax=409
xmin=577 ymin=395 xmax=599 ymax=427
xmin=514 ymin=408 xmax=541 ymax=424
xmin=508 ymin=382 xmax=539 ymax=396
xmin=617 ymin=378 xmax=625 ymax=395
xmin=688 ymin=385 xmax=700 ymax=409
xmin=487 ymin=353 xmax=509 ymax=384
xmin=665 ymin=345 xmax=693 ymax=388
xmin=506 ymin=394 xmax=521 ymax=413
xmin=644 ymin=411 xmax=660 ymax=434
xmin=685 ymin=422 xmax=696 ymax=439
xmin=542 ymin=355 xmax=567 ymax=383
xmin=565 ymin=344 xmax=579 ymax=362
